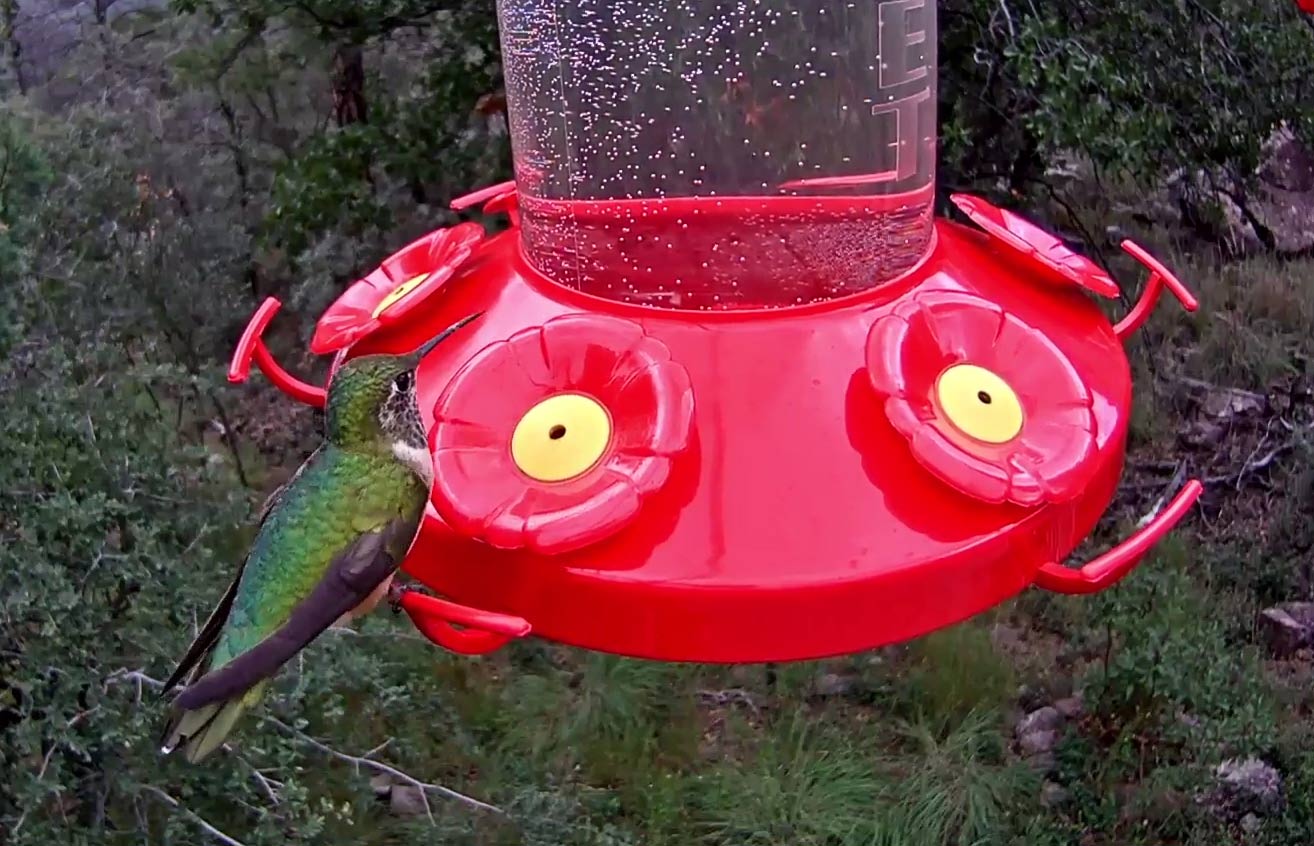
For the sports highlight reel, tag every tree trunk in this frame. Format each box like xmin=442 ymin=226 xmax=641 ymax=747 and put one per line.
xmin=1 ymin=0 xmax=25 ymax=95
xmin=331 ymin=44 xmax=367 ymax=126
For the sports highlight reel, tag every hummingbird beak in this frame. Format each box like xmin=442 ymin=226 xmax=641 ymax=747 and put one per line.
xmin=410 ymin=312 xmax=483 ymax=364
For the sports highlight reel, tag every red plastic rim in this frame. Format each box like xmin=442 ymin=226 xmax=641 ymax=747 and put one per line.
xmin=950 ymin=193 xmax=1121 ymax=299
xmin=311 ymin=223 xmax=486 ymax=355
xmin=518 ymin=182 xmax=936 ymax=221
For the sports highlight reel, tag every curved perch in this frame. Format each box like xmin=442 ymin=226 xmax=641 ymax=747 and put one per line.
xmin=1034 ymin=479 xmax=1204 ymax=595
xmin=397 ymin=590 xmax=532 ymax=656
xmin=1113 ymin=240 xmax=1200 ymax=340
xmin=451 ymin=180 xmax=519 ymax=225
xmin=229 ymin=297 xmax=327 ymax=408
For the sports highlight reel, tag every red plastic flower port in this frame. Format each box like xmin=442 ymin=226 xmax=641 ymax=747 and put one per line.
xmin=866 ymin=290 xmax=1100 ymax=506
xmin=951 ymin=193 xmax=1120 ymax=299
xmin=310 ymin=222 xmax=485 ymax=355
xmin=431 ymin=313 xmax=694 ymax=554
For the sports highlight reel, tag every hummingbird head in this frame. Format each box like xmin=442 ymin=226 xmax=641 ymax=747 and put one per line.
xmin=324 ymin=313 xmax=482 ymax=481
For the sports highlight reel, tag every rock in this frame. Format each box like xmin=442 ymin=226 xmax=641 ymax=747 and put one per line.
xmin=1261 ymin=125 xmax=1314 ymax=193
xmin=814 ymin=672 xmax=856 ymax=698
xmin=1040 ymin=782 xmax=1070 ymax=808
xmin=1257 ymin=127 xmax=1314 ymax=253
xmin=1259 ymin=603 xmax=1314 ymax=657
xmin=1200 ymin=388 xmax=1266 ymax=422
xmin=1019 ymin=729 xmax=1059 ymax=756
xmin=1054 ymin=695 xmax=1085 ymax=720
xmin=1014 ymin=683 xmax=1050 ymax=713
xmin=1016 ymin=706 xmax=1063 ymax=738
xmin=1016 ymin=706 xmax=1065 ymax=761
xmin=1165 ymin=125 xmax=1314 ymax=257
xmin=1241 ymin=813 xmax=1263 ymax=834
xmin=1203 ymin=758 xmax=1286 ymax=822
xmin=1180 ymin=419 xmax=1227 ymax=450
xmin=1027 ymin=751 xmax=1058 ymax=776
xmin=389 ymin=785 xmax=430 ymax=817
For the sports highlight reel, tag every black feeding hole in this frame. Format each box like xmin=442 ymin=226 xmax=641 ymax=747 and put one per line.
xmin=549 ymin=424 xmax=567 ymax=440
xmin=977 ymin=391 xmax=993 ymax=405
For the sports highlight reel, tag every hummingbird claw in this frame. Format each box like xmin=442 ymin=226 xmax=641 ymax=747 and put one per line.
xmin=387 ymin=582 xmax=407 ymax=614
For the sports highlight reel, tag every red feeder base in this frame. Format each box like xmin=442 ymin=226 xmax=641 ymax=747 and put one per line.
xmin=231 ymin=191 xmax=1201 ymax=663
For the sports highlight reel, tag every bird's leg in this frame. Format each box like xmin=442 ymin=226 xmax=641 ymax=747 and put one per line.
xmin=385 ymin=578 xmax=437 ymax=614
xmin=387 ymin=581 xmax=407 ymax=615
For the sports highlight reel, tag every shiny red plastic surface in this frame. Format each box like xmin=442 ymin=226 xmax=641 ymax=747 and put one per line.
xmin=228 ymin=297 xmax=327 ymax=408
xmin=398 ymin=590 xmax=531 ymax=656
xmin=1035 ymin=480 xmax=1204 ymax=594
xmin=309 ymin=192 xmax=1202 ymax=663
xmin=312 ymin=223 xmax=486 ymax=355
xmin=949 ymin=194 xmax=1120 ymax=299
xmin=430 ymin=313 xmax=695 ymax=554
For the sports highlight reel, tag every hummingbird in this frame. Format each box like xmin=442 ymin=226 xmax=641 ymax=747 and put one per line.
xmin=159 ymin=313 xmax=481 ymax=763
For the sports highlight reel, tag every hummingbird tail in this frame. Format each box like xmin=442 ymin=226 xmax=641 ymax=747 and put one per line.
xmin=160 ymin=682 xmax=266 ymax=763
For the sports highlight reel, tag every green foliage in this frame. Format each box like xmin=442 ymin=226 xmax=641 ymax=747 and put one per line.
xmin=871 ymin=711 xmax=1038 ymax=846
xmin=0 ymin=113 xmax=48 ymax=355
xmin=896 ymin=623 xmax=1017 ymax=730
xmin=1084 ymin=540 xmax=1276 ymax=751
xmin=938 ymin=0 xmax=1314 ymax=194
xmin=2 ymin=1 xmax=1313 ymax=844
xmin=694 ymin=711 xmax=886 ymax=845
xmin=0 ymin=339 xmax=249 ymax=842
xmin=265 ymin=15 xmax=509 ymax=257
xmin=1018 ymin=541 xmax=1279 ymax=842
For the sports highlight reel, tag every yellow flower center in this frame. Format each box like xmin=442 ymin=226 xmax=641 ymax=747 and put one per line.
xmin=511 ymin=393 xmax=612 ymax=482
xmin=372 ymin=273 xmax=431 ymax=318
xmin=935 ymin=364 xmax=1024 ymax=444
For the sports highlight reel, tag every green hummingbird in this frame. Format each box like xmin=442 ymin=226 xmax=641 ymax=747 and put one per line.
xmin=159 ymin=313 xmax=481 ymax=763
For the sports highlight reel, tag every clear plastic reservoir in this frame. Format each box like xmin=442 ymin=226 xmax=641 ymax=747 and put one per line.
xmin=497 ymin=0 xmax=938 ymax=310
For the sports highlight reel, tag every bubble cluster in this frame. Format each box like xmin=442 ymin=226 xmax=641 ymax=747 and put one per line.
xmin=497 ymin=0 xmax=938 ymax=309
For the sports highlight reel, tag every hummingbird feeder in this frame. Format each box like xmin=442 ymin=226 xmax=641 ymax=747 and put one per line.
xmin=229 ymin=0 xmax=1203 ymax=663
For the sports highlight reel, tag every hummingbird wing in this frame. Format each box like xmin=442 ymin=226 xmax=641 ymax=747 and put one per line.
xmin=159 ymin=447 xmax=324 ymax=697
xmin=171 ymin=513 xmax=417 ymax=712
xmin=159 ymin=573 xmax=242 ymax=695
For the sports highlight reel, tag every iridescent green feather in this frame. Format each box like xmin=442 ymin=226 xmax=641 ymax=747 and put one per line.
xmin=208 ymin=445 xmax=425 ymax=669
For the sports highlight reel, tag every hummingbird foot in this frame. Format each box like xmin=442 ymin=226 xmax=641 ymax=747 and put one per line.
xmin=387 ymin=581 xmax=407 ymax=614
xmin=386 ymin=579 xmax=439 ymax=614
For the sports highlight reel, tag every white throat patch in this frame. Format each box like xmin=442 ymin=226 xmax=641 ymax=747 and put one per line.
xmin=392 ymin=440 xmax=434 ymax=487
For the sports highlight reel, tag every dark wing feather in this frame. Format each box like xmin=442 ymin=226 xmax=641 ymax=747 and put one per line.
xmin=173 ymin=517 xmax=413 ymax=711
xmin=159 ymin=447 xmax=322 ymax=697
xmin=160 ymin=572 xmax=243 ymax=695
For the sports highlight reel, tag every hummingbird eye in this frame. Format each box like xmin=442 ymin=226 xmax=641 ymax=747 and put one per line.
xmin=393 ymin=371 xmax=412 ymax=392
